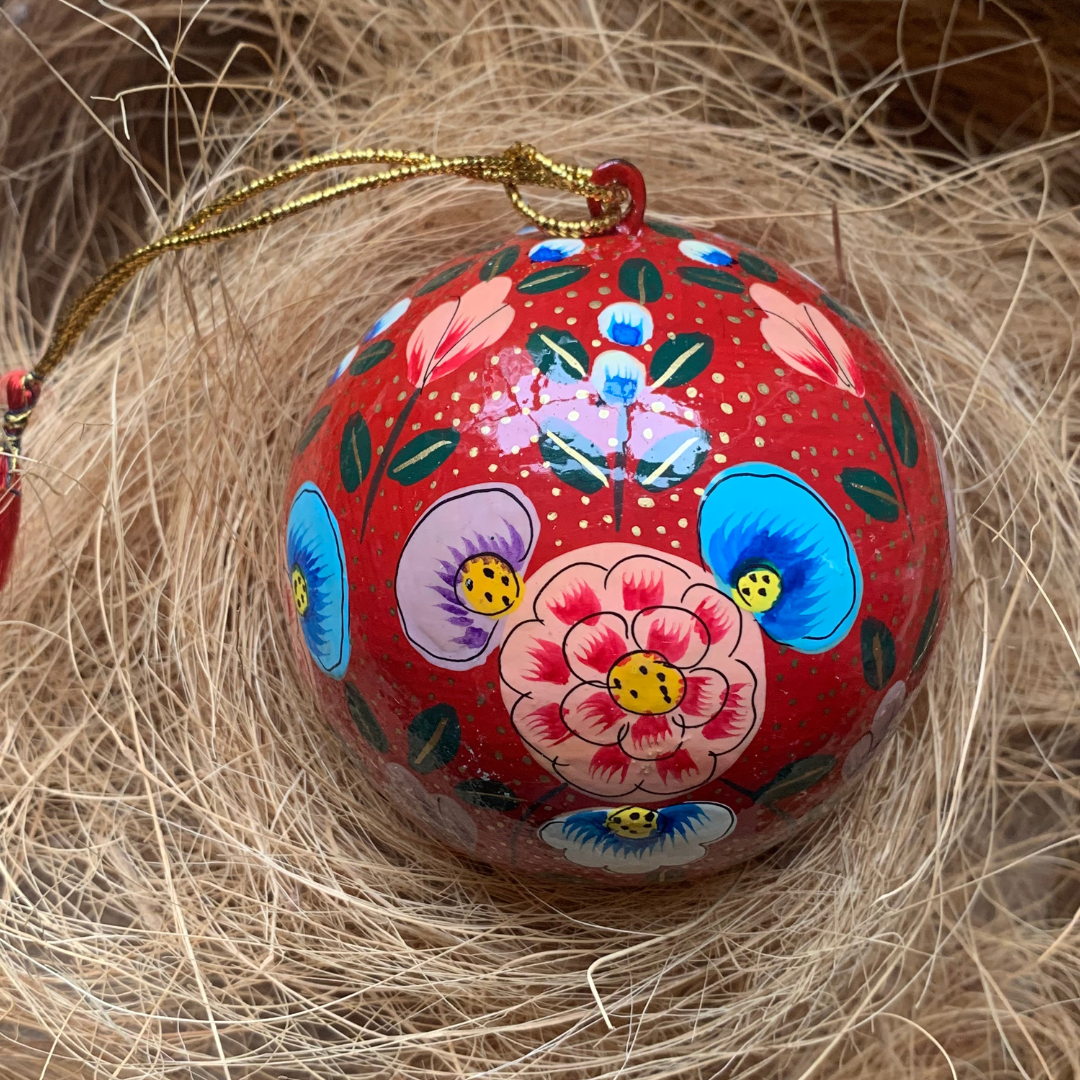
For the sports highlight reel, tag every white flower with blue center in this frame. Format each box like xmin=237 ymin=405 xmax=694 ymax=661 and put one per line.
xmin=590 ymin=350 xmax=645 ymax=407
xmin=528 ymin=237 xmax=585 ymax=263
xmin=597 ymin=301 xmax=653 ymax=347
xmin=286 ymin=482 xmax=350 ymax=679
xmin=540 ymin=802 xmax=736 ymax=874
xmin=678 ymin=239 xmax=734 ymax=267
xmin=362 ymin=297 xmax=411 ymax=342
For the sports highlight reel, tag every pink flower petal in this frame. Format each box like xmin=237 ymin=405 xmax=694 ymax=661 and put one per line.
xmin=532 ymin=560 xmax=608 ymax=627
xmin=750 ymin=283 xmax=864 ymax=397
xmin=514 ymin=700 xmax=572 ymax=749
xmin=406 ymin=277 xmax=515 ymax=387
xmin=609 ymin=553 xmax=688 ymax=609
xmin=655 ymin=747 xmax=699 ymax=787
xmin=630 ymin=605 xmax=708 ymax=668
xmin=700 ymin=673 xmax=756 ymax=748
xmin=680 ymin=584 xmax=743 ymax=656
xmin=561 ymin=683 xmax=628 ymax=742
xmin=623 ymin=714 xmax=679 ymax=757
xmin=589 ymin=744 xmax=633 ymax=787
xmin=564 ymin=613 xmax=630 ymax=680
xmin=680 ymin=667 xmax=730 ymax=722
xmin=546 ymin=579 xmax=602 ymax=627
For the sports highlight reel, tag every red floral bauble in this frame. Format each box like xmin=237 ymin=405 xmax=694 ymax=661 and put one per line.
xmin=283 ymin=198 xmax=952 ymax=883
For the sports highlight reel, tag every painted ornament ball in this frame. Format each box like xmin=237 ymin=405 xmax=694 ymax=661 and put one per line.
xmin=283 ymin=204 xmax=953 ymax=884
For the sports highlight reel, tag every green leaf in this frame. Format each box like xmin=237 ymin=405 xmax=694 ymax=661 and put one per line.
xmin=516 ymin=264 xmax=591 ymax=294
xmin=387 ymin=428 xmax=460 ymax=486
xmin=454 ymin=778 xmax=520 ymax=811
xmin=890 ymin=392 xmax=919 ymax=468
xmin=840 ymin=467 xmax=900 ymax=522
xmin=737 ymin=251 xmax=778 ymax=282
xmin=417 ymin=261 xmax=472 ymax=296
xmin=677 ymin=265 xmax=744 ymax=293
xmin=480 ymin=245 xmax=519 ymax=281
xmin=296 ymin=405 xmax=331 ymax=454
xmin=648 ymin=332 xmax=714 ymax=388
xmin=348 ymin=339 xmax=394 ymax=376
xmin=339 ymin=412 xmax=372 ymax=493
xmin=406 ymin=703 xmax=461 ymax=773
xmin=635 ymin=428 xmax=710 ymax=492
xmin=526 ymin=326 xmax=590 ymax=384
xmin=344 ymin=682 xmax=389 ymax=753
xmin=820 ymin=293 xmax=865 ymax=328
xmin=912 ymin=589 xmax=941 ymax=671
xmin=618 ymin=258 xmax=664 ymax=303
xmin=754 ymin=755 xmax=835 ymax=806
xmin=645 ymin=217 xmax=695 ymax=239
xmin=861 ymin=617 xmax=897 ymax=690
xmin=538 ymin=420 xmax=610 ymax=495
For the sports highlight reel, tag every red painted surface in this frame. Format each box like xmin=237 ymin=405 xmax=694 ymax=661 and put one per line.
xmin=283 ymin=213 xmax=952 ymax=884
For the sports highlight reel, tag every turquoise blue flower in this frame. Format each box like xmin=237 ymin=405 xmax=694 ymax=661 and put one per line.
xmin=598 ymin=301 xmax=653 ymax=347
xmin=590 ymin=350 xmax=645 ymax=406
xmin=697 ymin=462 xmax=862 ymax=653
xmin=678 ymin=240 xmax=733 ymax=267
xmin=528 ymin=238 xmax=585 ymax=263
xmin=286 ymin=482 xmax=350 ymax=678
xmin=363 ymin=297 xmax=411 ymax=342
xmin=539 ymin=801 xmax=735 ymax=874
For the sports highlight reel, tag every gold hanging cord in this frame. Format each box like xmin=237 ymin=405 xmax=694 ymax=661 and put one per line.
xmin=18 ymin=142 xmax=627 ymax=418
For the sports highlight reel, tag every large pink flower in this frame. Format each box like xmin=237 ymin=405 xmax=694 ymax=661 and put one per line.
xmin=498 ymin=544 xmax=767 ymax=802
xmin=750 ymin=283 xmax=864 ymax=396
xmin=406 ymin=277 xmax=515 ymax=387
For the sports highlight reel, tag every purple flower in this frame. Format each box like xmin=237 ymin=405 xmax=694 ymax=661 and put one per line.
xmin=396 ymin=484 xmax=540 ymax=669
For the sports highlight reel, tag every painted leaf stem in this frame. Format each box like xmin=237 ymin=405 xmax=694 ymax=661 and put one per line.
xmin=360 ymin=385 xmax=422 ymax=535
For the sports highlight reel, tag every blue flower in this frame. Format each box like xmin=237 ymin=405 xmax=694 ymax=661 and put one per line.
xmin=363 ymin=297 xmax=411 ymax=342
xmin=597 ymin=302 xmax=654 ymax=347
xmin=539 ymin=801 xmax=735 ymax=874
xmin=528 ymin=238 xmax=585 ymax=263
xmin=590 ymin=350 xmax=645 ymax=406
xmin=678 ymin=239 xmax=734 ymax=267
xmin=697 ymin=462 xmax=862 ymax=653
xmin=286 ymin=482 xmax=350 ymax=678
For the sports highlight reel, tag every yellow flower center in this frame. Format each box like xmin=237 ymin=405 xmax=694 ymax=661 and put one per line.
xmin=605 ymin=805 xmax=660 ymax=838
xmin=457 ymin=553 xmax=523 ymax=619
xmin=607 ymin=650 xmax=685 ymax=716
xmin=732 ymin=565 xmax=782 ymax=613
xmin=291 ymin=566 xmax=309 ymax=617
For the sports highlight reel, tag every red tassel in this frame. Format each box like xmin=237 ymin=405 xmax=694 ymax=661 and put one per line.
xmin=0 ymin=370 xmax=39 ymax=591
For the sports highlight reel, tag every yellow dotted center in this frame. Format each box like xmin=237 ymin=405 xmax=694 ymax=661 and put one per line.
xmin=458 ymin=553 xmax=523 ymax=618
xmin=607 ymin=650 xmax=685 ymax=715
xmin=733 ymin=566 xmax=782 ymax=613
xmin=605 ymin=805 xmax=660 ymax=838
xmin=290 ymin=566 xmax=309 ymax=617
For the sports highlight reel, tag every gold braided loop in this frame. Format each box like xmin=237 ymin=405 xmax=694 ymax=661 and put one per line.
xmin=29 ymin=143 xmax=626 ymax=392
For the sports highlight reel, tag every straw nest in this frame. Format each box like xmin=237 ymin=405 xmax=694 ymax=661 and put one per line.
xmin=1 ymin=2 xmax=1078 ymax=1077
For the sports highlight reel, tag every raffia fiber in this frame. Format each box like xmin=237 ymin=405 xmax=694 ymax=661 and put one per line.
xmin=1 ymin=2 xmax=1078 ymax=1077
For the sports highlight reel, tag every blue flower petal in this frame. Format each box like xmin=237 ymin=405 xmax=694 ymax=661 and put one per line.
xmin=597 ymin=302 xmax=653 ymax=347
xmin=362 ymin=297 xmax=411 ymax=342
xmin=590 ymin=350 xmax=645 ymax=406
xmin=286 ymin=482 xmax=350 ymax=678
xmin=698 ymin=462 xmax=862 ymax=653
xmin=328 ymin=345 xmax=359 ymax=385
xmin=528 ymin=238 xmax=585 ymax=263
xmin=678 ymin=240 xmax=734 ymax=267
